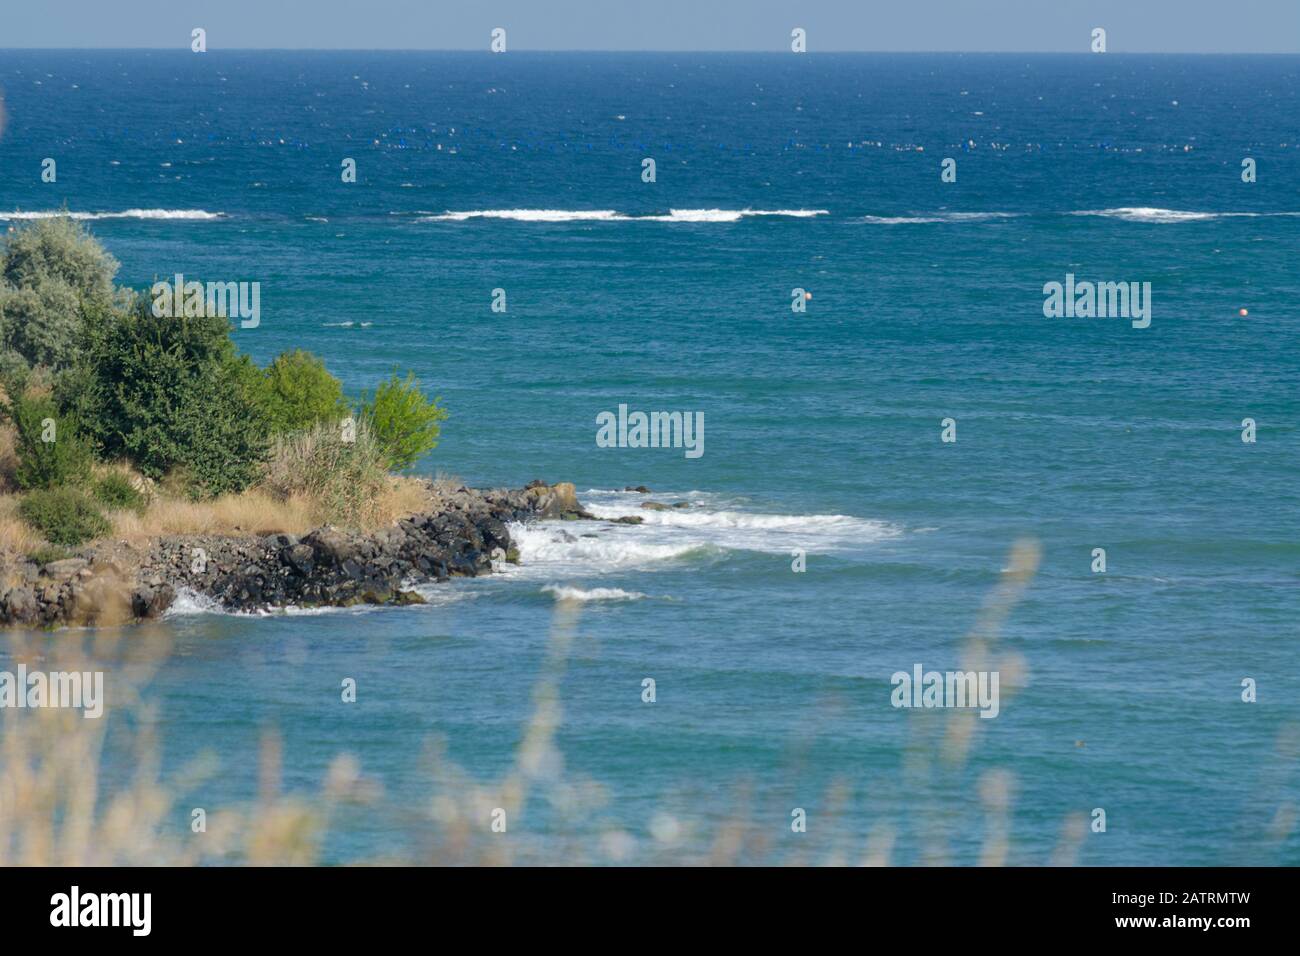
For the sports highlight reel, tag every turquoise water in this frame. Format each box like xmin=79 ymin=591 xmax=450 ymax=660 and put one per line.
xmin=1 ymin=51 xmax=1298 ymax=864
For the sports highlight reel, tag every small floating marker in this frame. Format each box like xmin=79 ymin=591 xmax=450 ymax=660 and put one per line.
xmin=804 ymin=291 xmax=812 ymax=301
xmin=1238 ymin=308 xmax=1249 ymax=317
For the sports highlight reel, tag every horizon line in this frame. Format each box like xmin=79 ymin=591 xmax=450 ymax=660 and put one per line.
xmin=2 ymin=47 xmax=1298 ymax=56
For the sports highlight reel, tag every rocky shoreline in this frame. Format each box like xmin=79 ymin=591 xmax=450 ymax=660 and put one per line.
xmin=0 ymin=481 xmax=593 ymax=629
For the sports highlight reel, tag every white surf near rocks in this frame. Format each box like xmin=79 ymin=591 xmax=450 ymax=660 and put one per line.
xmin=507 ymin=489 xmax=901 ymax=583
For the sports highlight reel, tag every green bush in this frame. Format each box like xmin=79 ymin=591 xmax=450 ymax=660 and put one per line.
xmin=0 ymin=217 xmax=119 ymax=371
xmin=4 ymin=391 xmax=93 ymax=490
xmin=19 ymin=487 xmax=110 ymax=547
xmin=360 ymin=372 xmax=448 ymax=471
xmin=62 ymin=298 xmax=271 ymax=497
xmin=257 ymin=349 xmax=349 ymax=434
xmin=92 ymin=472 xmax=146 ymax=513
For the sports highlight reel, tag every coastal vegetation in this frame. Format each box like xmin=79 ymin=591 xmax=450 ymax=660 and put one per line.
xmin=0 ymin=217 xmax=446 ymax=560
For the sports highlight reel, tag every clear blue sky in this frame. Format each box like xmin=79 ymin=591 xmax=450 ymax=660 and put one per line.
xmin=1 ymin=0 xmax=1297 ymax=52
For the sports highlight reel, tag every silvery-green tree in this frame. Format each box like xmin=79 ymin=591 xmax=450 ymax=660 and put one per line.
xmin=0 ymin=216 xmax=120 ymax=372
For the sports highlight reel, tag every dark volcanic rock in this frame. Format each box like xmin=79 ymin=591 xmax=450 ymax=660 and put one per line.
xmin=2 ymin=586 xmax=38 ymax=625
xmin=132 ymin=584 xmax=176 ymax=619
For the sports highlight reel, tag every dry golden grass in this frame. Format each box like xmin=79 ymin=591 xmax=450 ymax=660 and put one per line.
xmin=378 ymin=474 xmax=433 ymax=523
xmin=1 ymin=479 xmax=429 ymax=566
xmin=262 ymin=419 xmax=419 ymax=528
xmin=0 ymin=421 xmax=19 ymax=493
xmin=260 ymin=421 xmax=434 ymax=529
xmin=431 ymin=470 xmax=466 ymax=494
xmin=104 ymin=476 xmax=430 ymax=544
xmin=0 ymin=493 xmax=45 ymax=556
xmin=108 ymin=489 xmax=319 ymax=543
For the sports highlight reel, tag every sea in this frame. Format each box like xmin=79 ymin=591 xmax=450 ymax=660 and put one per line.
xmin=0 ymin=50 xmax=1297 ymax=864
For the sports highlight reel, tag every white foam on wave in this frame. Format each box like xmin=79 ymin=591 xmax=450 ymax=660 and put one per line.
xmin=862 ymin=211 xmax=1019 ymax=224
xmin=862 ymin=209 xmax=1300 ymax=225
xmin=508 ymin=490 xmax=901 ymax=584
xmin=639 ymin=208 xmax=829 ymax=222
xmin=417 ymin=208 xmax=828 ymax=223
xmin=163 ymin=582 xmax=473 ymax=619
xmin=542 ymin=584 xmax=647 ymax=602
xmin=508 ymin=520 xmax=710 ymax=575
xmin=386 ymin=583 xmax=477 ymax=607
xmin=1069 ymin=207 xmax=1268 ymax=223
xmin=862 ymin=215 xmax=944 ymax=224
xmin=422 ymin=208 xmax=624 ymax=222
xmin=163 ymin=587 xmax=226 ymax=617
xmin=0 ymin=208 xmax=225 ymax=221
xmin=0 ymin=209 xmax=225 ymax=221
xmin=585 ymin=495 xmax=901 ymax=554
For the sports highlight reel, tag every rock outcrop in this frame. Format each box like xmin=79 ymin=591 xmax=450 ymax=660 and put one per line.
xmin=0 ymin=481 xmax=592 ymax=628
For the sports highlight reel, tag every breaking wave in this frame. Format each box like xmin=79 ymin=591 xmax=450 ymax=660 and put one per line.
xmin=0 ymin=208 xmax=225 ymax=221
xmin=542 ymin=585 xmax=647 ymax=602
xmin=861 ymin=211 xmax=1021 ymax=224
xmin=507 ymin=489 xmax=902 ymax=582
xmin=417 ymin=208 xmax=828 ymax=223
xmin=1067 ymin=207 xmax=1297 ymax=223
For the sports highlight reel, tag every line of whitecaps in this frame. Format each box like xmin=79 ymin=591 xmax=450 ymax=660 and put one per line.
xmin=4 ymin=207 xmax=1300 ymax=224
xmin=411 ymin=207 xmax=1300 ymax=224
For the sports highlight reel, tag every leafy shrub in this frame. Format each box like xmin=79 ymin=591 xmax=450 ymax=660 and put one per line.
xmin=0 ymin=217 xmax=119 ymax=371
xmin=257 ymin=349 xmax=349 ymax=434
xmin=18 ymin=487 xmax=110 ymax=547
xmin=92 ymin=471 xmax=146 ymax=513
xmin=4 ymin=391 xmax=93 ymax=490
xmin=261 ymin=419 xmax=390 ymax=527
xmin=63 ymin=299 xmax=271 ymax=497
xmin=360 ymin=372 xmax=448 ymax=471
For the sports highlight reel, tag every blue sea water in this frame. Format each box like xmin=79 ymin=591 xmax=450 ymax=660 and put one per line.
xmin=1 ymin=51 xmax=1297 ymax=865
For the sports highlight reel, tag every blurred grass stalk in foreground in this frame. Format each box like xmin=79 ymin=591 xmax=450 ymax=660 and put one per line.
xmin=1 ymin=539 xmax=1294 ymax=865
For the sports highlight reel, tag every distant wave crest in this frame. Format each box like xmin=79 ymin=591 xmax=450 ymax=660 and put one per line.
xmin=1068 ymin=207 xmax=1300 ymax=223
xmin=418 ymin=208 xmax=828 ymax=223
xmin=0 ymin=208 xmax=225 ymax=221
xmin=861 ymin=208 xmax=1299 ymax=225
xmin=862 ymin=212 xmax=1020 ymax=224
xmin=1071 ymin=207 xmax=1224 ymax=223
